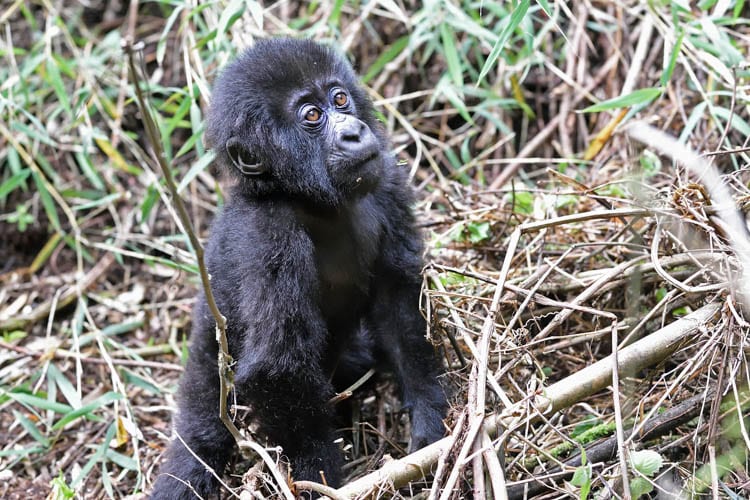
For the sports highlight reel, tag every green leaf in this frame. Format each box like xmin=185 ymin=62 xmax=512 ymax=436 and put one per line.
xmin=72 ymin=421 xmax=118 ymax=488
xmin=734 ymin=0 xmax=746 ymax=18
xmin=8 ymin=205 xmax=33 ymax=231
xmin=105 ymin=448 xmax=139 ymax=470
xmin=570 ymin=451 xmax=592 ymax=500
xmin=122 ymin=369 xmax=162 ymax=395
xmin=12 ymin=410 xmax=50 ymax=448
xmin=12 ymin=121 xmax=56 ymax=147
xmin=329 ymin=0 xmax=346 ymax=27
xmin=581 ymin=87 xmax=663 ymax=113
xmin=467 ymin=221 xmax=491 ymax=244
xmin=478 ymin=0 xmax=530 ymax=85
xmin=361 ymin=36 xmax=409 ymax=84
xmin=440 ymin=23 xmax=463 ymax=89
xmin=44 ymin=59 xmax=72 ymax=117
xmin=639 ymin=149 xmax=662 ymax=177
xmin=74 ymin=151 xmax=105 ymax=191
xmin=713 ymin=107 xmax=750 ymax=137
xmin=72 ymin=192 xmax=122 ymax=212
xmin=157 ymin=5 xmax=184 ymax=66
xmin=6 ymin=391 xmax=73 ymax=414
xmin=216 ymin=0 xmax=245 ymax=40
xmin=50 ymin=472 xmax=76 ymax=499
xmin=570 ymin=464 xmax=591 ymax=486
xmin=51 ymin=392 xmax=122 ymax=430
xmin=47 ymin=364 xmax=81 ymax=409
xmin=30 ymin=171 xmax=61 ymax=231
xmin=0 ymin=445 xmax=46 ymax=458
xmin=0 ymin=170 xmax=31 ymax=199
xmin=629 ymin=477 xmax=654 ymax=499
xmin=506 ymin=191 xmax=534 ymax=215
xmin=177 ymin=150 xmax=216 ymax=194
xmin=140 ymin=184 xmax=160 ymax=223
xmin=661 ymin=31 xmax=684 ymax=86
xmin=2 ymin=330 xmax=27 ymax=343
xmin=630 ymin=449 xmax=663 ymax=477
xmin=536 ymin=0 xmax=552 ymax=16
xmin=436 ymin=78 xmax=472 ymax=124
xmin=174 ymin=125 xmax=206 ymax=159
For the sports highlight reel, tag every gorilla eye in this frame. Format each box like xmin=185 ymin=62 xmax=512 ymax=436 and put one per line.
xmin=333 ymin=91 xmax=348 ymax=108
xmin=301 ymin=105 xmax=323 ymax=125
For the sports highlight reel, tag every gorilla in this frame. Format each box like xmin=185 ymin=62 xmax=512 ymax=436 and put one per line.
xmin=151 ymin=38 xmax=447 ymax=499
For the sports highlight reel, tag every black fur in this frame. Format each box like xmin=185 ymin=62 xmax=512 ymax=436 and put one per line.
xmin=151 ymin=38 xmax=446 ymax=499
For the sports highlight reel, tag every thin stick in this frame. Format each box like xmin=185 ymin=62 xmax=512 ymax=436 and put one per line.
xmin=335 ymin=303 xmax=720 ymax=498
xmin=610 ymin=320 xmax=631 ymax=499
xmin=237 ymin=440 xmax=295 ymax=500
xmin=626 ymin=122 xmax=750 ymax=302
xmin=123 ymin=42 xmax=240 ymax=446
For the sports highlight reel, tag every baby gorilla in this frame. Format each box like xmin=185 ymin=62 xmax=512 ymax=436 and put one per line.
xmin=151 ymin=38 xmax=446 ymax=499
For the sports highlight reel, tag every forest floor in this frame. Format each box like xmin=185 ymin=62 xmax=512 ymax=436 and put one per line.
xmin=1 ymin=1 xmax=749 ymax=499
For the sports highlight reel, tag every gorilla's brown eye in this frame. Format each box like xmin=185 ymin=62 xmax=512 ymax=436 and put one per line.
xmin=333 ymin=92 xmax=348 ymax=107
xmin=303 ymin=106 xmax=322 ymax=123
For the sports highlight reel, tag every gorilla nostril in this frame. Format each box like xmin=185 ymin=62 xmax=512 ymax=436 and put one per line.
xmin=334 ymin=114 xmax=370 ymax=149
xmin=342 ymin=130 xmax=361 ymax=143
xmin=339 ymin=121 xmax=364 ymax=144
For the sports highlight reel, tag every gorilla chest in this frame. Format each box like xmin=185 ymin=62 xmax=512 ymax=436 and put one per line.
xmin=313 ymin=231 xmax=375 ymax=321
xmin=300 ymin=217 xmax=378 ymax=323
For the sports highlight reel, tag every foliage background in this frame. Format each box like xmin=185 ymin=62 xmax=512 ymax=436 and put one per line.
xmin=1 ymin=0 xmax=749 ymax=498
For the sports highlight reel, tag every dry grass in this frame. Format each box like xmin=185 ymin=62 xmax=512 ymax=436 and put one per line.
xmin=0 ymin=1 xmax=749 ymax=499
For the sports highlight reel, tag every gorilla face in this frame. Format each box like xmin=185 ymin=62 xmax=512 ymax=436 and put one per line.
xmin=206 ymin=39 xmax=388 ymax=208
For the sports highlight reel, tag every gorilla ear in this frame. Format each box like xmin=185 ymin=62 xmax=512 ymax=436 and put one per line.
xmin=226 ymin=137 xmax=267 ymax=176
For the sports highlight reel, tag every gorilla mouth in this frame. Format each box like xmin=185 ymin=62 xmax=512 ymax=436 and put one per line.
xmin=342 ymin=152 xmax=381 ymax=193
xmin=358 ymin=151 xmax=379 ymax=166
xmin=330 ymin=150 xmax=380 ymax=173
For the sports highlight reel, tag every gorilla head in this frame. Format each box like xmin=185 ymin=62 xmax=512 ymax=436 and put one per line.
xmin=206 ymin=39 xmax=385 ymax=207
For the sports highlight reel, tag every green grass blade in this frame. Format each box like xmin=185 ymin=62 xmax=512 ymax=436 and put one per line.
xmin=177 ymin=150 xmax=215 ymax=194
xmin=6 ymin=391 xmax=73 ymax=414
xmin=661 ymin=31 xmax=684 ymax=86
xmin=361 ymin=36 xmax=409 ymax=84
xmin=581 ymin=87 xmax=662 ymax=112
xmin=47 ymin=364 xmax=82 ymax=409
xmin=30 ymin=171 xmax=62 ymax=231
xmin=12 ymin=410 xmax=50 ymax=448
xmin=0 ymin=170 xmax=31 ymax=200
xmin=477 ymin=0 xmax=530 ymax=85
xmin=44 ymin=59 xmax=72 ymax=117
xmin=440 ymin=23 xmax=463 ymax=89
xmin=51 ymin=392 xmax=122 ymax=430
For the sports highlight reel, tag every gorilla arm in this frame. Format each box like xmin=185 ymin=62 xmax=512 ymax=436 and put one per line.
xmin=367 ymin=181 xmax=447 ymax=451
xmin=151 ymin=202 xmax=342 ymax=499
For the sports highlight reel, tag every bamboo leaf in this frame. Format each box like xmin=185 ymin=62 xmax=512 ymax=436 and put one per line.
xmin=581 ymin=87 xmax=662 ymax=113
xmin=477 ymin=0 xmax=530 ymax=85
xmin=361 ymin=36 xmax=409 ymax=84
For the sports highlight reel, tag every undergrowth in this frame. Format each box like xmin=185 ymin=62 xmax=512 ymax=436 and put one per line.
xmin=1 ymin=1 xmax=748 ymax=498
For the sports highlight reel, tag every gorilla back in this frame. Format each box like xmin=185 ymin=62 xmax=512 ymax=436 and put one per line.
xmin=151 ymin=38 xmax=447 ymax=499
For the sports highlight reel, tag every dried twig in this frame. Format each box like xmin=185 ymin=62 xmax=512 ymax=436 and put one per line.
xmin=505 ymin=389 xmax=717 ymax=499
xmin=334 ymin=303 xmax=720 ymax=498
xmin=123 ymin=40 xmax=243 ymax=443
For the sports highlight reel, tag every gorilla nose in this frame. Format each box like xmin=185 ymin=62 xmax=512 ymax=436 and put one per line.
xmin=335 ymin=114 xmax=378 ymax=159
